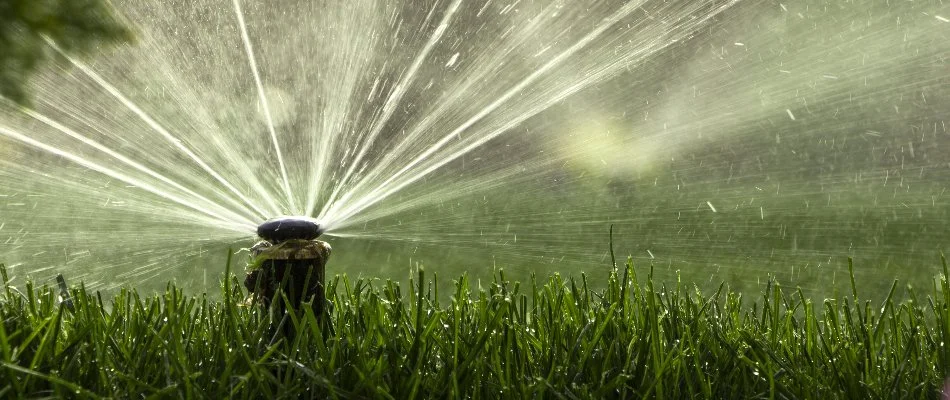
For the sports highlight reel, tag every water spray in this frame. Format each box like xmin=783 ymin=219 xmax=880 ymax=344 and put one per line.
xmin=245 ymin=216 xmax=331 ymax=322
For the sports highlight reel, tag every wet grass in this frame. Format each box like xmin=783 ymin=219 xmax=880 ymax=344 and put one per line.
xmin=1 ymin=256 xmax=949 ymax=399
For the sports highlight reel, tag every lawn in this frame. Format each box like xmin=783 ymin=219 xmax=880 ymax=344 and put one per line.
xmin=1 ymin=257 xmax=948 ymax=398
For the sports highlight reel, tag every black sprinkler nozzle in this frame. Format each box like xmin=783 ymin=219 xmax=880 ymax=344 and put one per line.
xmin=257 ymin=216 xmax=323 ymax=243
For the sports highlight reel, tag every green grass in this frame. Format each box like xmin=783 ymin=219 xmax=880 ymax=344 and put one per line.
xmin=1 ymin=257 xmax=949 ymax=399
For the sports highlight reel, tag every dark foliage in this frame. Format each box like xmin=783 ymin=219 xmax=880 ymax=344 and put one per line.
xmin=0 ymin=0 xmax=132 ymax=104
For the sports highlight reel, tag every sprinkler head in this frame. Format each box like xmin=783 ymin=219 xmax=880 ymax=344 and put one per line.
xmin=257 ymin=216 xmax=323 ymax=243
xmin=248 ymin=216 xmax=332 ymax=334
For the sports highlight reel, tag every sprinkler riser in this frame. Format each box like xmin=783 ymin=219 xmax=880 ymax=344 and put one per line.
xmin=247 ymin=217 xmax=332 ymax=329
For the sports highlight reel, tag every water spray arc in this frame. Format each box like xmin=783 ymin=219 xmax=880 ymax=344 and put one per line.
xmin=1 ymin=0 xmax=947 ymax=297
